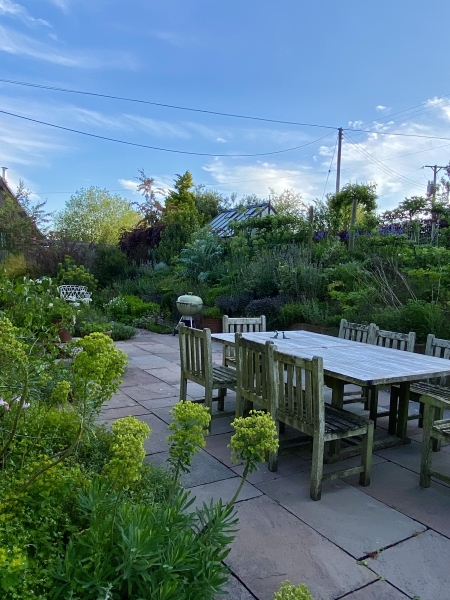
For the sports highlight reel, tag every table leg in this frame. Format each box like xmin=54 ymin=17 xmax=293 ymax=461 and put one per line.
xmin=396 ymin=382 xmax=410 ymax=440
xmin=329 ymin=378 xmax=345 ymax=457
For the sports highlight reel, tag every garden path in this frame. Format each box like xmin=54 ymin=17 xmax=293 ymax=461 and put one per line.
xmin=100 ymin=331 xmax=450 ymax=600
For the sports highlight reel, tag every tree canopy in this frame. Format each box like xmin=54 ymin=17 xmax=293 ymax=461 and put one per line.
xmin=54 ymin=187 xmax=141 ymax=244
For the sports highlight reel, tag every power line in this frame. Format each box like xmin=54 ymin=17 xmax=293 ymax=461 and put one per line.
xmin=0 ymin=109 xmax=335 ymax=157
xmin=321 ymin=134 xmax=338 ymax=200
xmin=0 ymin=78 xmax=337 ymax=130
xmin=346 ymin=127 xmax=450 ymax=141
xmin=344 ymin=132 xmax=423 ymax=186
xmin=356 ymin=95 xmax=450 ymax=129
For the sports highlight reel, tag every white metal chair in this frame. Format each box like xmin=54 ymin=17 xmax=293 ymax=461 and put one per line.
xmin=222 ymin=315 xmax=266 ymax=368
xmin=267 ymin=342 xmax=374 ymax=501
xmin=178 ymin=325 xmax=236 ymax=422
xmin=58 ymin=285 xmax=92 ymax=307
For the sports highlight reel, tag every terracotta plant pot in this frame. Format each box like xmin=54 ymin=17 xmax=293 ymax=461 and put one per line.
xmin=52 ymin=318 xmax=73 ymax=343
xmin=202 ymin=317 xmax=222 ymax=334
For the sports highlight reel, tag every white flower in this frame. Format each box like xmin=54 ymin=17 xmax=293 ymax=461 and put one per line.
xmin=0 ymin=398 xmax=9 ymax=411
xmin=48 ymin=303 xmax=54 ymax=308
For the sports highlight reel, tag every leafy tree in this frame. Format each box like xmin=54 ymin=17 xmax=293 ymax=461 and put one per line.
xmin=158 ymin=171 xmax=200 ymax=264
xmin=135 ymin=168 xmax=165 ymax=226
xmin=193 ymin=185 xmax=223 ymax=225
xmin=54 ymin=187 xmax=141 ymax=244
xmin=269 ymin=188 xmax=307 ymax=218
xmin=326 ymin=182 xmax=378 ymax=233
xmin=16 ymin=179 xmax=53 ymax=232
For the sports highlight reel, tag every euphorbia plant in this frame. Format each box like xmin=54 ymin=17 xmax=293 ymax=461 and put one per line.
xmin=228 ymin=410 xmax=278 ymax=506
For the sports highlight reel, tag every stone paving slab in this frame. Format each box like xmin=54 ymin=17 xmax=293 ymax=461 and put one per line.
xmin=147 ymin=448 xmax=237 ymax=488
xmin=367 ymin=529 xmax=450 ymax=600
xmin=120 ymin=368 xmax=161 ymax=386
xmin=375 ymin=440 xmax=450 ymax=486
xmin=99 ymin=405 xmax=151 ymax=421
xmin=138 ymin=413 xmax=170 ymax=455
xmin=151 ymin=406 xmax=235 ymax=435
xmin=344 ymin=461 xmax=450 ymax=537
xmin=122 ymin=382 xmax=179 ymax=401
xmin=342 ymin=580 xmax=409 ymax=599
xmin=257 ymin=473 xmax=426 ymax=558
xmin=225 ymin=495 xmax=376 ymax=600
xmin=215 ymin=574 xmax=256 ymax=599
xmin=103 ymin=391 xmax=139 ymax=409
xmin=231 ymin=452 xmax=312 ymax=484
xmin=187 ymin=476 xmax=262 ymax=511
xmin=143 ymin=367 xmax=180 ymax=383
xmin=136 ymin=396 xmax=179 ymax=410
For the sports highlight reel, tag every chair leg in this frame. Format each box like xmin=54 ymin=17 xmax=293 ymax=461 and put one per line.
xmin=217 ymin=388 xmax=226 ymax=411
xmin=310 ymin=436 xmax=324 ymax=501
xmin=432 ymin=407 xmax=443 ymax=452
xmin=179 ymin=376 xmax=188 ymax=402
xmin=388 ymin=387 xmax=398 ymax=435
xmin=418 ymin=401 xmax=424 ymax=428
xmin=420 ymin=402 xmax=434 ymax=488
xmin=268 ymin=421 xmax=280 ymax=472
xmin=359 ymin=421 xmax=374 ymax=487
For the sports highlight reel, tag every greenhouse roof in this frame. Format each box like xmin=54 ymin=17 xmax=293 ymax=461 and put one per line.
xmin=209 ymin=202 xmax=275 ymax=236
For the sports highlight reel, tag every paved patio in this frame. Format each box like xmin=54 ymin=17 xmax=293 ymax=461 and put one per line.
xmin=101 ymin=331 xmax=450 ymax=600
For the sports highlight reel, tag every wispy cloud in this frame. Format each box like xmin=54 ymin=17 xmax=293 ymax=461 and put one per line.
xmin=47 ymin=0 xmax=70 ymax=12
xmin=118 ymin=179 xmax=138 ymax=193
xmin=0 ymin=0 xmax=50 ymax=27
xmin=151 ymin=31 xmax=198 ymax=47
xmin=0 ymin=23 xmax=137 ymax=69
xmin=376 ymin=105 xmax=389 ymax=112
xmin=124 ymin=115 xmax=192 ymax=139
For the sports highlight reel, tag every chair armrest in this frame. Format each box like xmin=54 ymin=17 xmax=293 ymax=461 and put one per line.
xmin=419 ymin=393 xmax=450 ymax=411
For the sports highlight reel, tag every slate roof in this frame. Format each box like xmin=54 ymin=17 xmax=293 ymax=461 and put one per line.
xmin=209 ymin=202 xmax=275 ymax=236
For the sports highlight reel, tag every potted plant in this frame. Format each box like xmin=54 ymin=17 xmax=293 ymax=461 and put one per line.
xmin=48 ymin=298 xmax=76 ymax=343
xmin=79 ymin=321 xmax=113 ymax=338
xmin=202 ymin=306 xmax=223 ymax=333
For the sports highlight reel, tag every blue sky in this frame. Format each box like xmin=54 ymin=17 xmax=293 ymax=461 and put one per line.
xmin=2 ymin=0 xmax=450 ymax=214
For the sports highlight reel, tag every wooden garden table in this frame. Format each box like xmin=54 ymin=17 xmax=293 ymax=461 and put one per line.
xmin=212 ymin=330 xmax=450 ymax=457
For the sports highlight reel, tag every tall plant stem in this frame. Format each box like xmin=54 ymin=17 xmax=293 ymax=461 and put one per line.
xmin=227 ymin=462 xmax=250 ymax=508
xmin=0 ymin=372 xmax=28 ymax=460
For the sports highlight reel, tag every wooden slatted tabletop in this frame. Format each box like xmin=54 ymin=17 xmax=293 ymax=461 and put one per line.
xmin=212 ymin=330 xmax=450 ymax=386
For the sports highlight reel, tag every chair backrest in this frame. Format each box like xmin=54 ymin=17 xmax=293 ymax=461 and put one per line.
xmin=179 ymin=325 xmax=213 ymax=385
xmin=235 ymin=332 xmax=272 ymax=411
xmin=223 ymin=315 xmax=266 ymax=334
xmin=425 ymin=334 xmax=450 ymax=386
xmin=269 ymin=343 xmax=324 ymax=435
xmin=338 ymin=319 xmax=377 ymax=344
xmin=373 ymin=328 xmax=415 ymax=352
xmin=58 ymin=285 xmax=91 ymax=302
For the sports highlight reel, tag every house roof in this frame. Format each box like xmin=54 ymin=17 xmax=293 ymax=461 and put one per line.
xmin=209 ymin=202 xmax=275 ymax=236
xmin=0 ymin=175 xmax=43 ymax=238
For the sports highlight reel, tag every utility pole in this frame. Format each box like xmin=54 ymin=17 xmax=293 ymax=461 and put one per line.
xmin=424 ymin=165 xmax=446 ymax=244
xmin=335 ymin=127 xmax=343 ymax=193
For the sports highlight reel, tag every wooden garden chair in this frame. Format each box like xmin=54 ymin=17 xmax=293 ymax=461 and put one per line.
xmin=367 ymin=329 xmax=416 ymax=428
xmin=390 ymin=334 xmax=450 ymax=446
xmin=234 ymin=332 xmax=272 ymax=418
xmin=336 ymin=319 xmax=378 ymax=405
xmin=267 ymin=343 xmax=374 ymax=501
xmin=420 ymin=394 xmax=450 ymax=488
xmin=222 ymin=315 xmax=266 ymax=368
xmin=178 ymin=325 xmax=237 ymax=422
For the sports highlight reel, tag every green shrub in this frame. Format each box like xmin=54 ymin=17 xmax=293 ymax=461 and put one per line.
xmin=91 ymin=246 xmax=128 ymax=287
xmin=279 ymin=303 xmax=304 ymax=328
xmin=203 ymin=306 xmax=222 ymax=318
xmin=57 ymin=257 xmax=97 ymax=290
xmin=245 ymin=296 xmax=288 ymax=328
xmin=144 ymin=323 xmax=173 ymax=334
xmin=110 ymin=322 xmax=136 ymax=340
xmin=273 ymin=581 xmax=313 ymax=599
xmin=104 ymin=294 xmax=160 ymax=325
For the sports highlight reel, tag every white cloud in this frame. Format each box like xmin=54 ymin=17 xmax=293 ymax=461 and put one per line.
xmin=0 ymin=0 xmax=50 ymax=27
xmin=376 ymin=105 xmax=389 ymax=112
xmin=0 ymin=23 xmax=136 ymax=68
xmin=124 ymin=115 xmax=191 ymax=139
xmin=151 ymin=31 xmax=198 ymax=47
xmin=216 ymin=137 xmax=227 ymax=143
xmin=118 ymin=179 xmax=138 ymax=193
xmin=47 ymin=0 xmax=70 ymax=11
